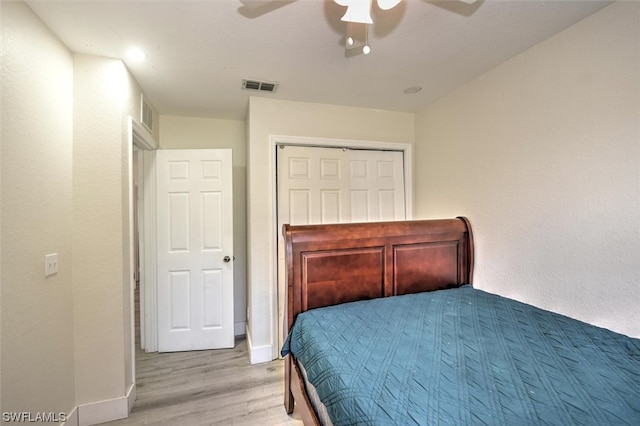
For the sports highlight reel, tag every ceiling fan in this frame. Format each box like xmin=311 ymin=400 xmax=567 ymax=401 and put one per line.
xmin=239 ymin=0 xmax=483 ymax=55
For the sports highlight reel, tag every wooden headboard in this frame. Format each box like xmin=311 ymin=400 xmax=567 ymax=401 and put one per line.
xmin=283 ymin=217 xmax=474 ymax=332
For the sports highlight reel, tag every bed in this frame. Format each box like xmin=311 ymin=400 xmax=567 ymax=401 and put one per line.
xmin=281 ymin=217 xmax=640 ymax=425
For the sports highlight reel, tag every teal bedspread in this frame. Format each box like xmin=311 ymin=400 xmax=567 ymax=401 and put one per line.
xmin=281 ymin=286 xmax=640 ymax=425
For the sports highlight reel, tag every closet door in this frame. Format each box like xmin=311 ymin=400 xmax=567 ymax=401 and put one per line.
xmin=276 ymin=145 xmax=406 ymax=348
xmin=278 ymin=145 xmax=350 ymax=226
xmin=348 ymin=149 xmax=406 ymax=222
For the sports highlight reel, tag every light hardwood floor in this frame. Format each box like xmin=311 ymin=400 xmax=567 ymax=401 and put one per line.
xmin=106 ymin=287 xmax=303 ymax=425
xmin=106 ymin=340 xmax=303 ymax=426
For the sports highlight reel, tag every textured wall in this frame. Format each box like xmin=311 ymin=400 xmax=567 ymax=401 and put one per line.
xmin=1 ymin=4 xmax=140 ymax=418
xmin=414 ymin=2 xmax=640 ymax=337
xmin=1 ymin=1 xmax=76 ymax=415
xmin=73 ymin=54 xmax=134 ymax=405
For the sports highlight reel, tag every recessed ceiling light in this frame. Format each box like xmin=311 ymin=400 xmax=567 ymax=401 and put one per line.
xmin=403 ymin=86 xmax=422 ymax=94
xmin=126 ymin=47 xmax=146 ymax=62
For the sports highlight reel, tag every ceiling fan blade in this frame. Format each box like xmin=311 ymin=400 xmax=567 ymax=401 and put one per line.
xmin=238 ymin=0 xmax=297 ymax=18
xmin=239 ymin=0 xmax=277 ymax=8
xmin=424 ymin=0 xmax=484 ymax=17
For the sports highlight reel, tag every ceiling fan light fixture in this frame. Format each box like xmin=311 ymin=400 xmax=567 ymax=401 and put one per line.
xmin=363 ymin=23 xmax=370 ymax=54
xmin=335 ymin=0 xmax=403 ymax=54
xmin=335 ymin=0 xmax=373 ymax=24
xmin=377 ymin=0 xmax=402 ymax=10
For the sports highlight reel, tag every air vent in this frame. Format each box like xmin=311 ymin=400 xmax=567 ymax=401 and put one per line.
xmin=242 ymin=79 xmax=278 ymax=93
xmin=140 ymin=94 xmax=154 ymax=132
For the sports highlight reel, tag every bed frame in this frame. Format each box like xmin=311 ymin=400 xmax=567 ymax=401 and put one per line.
xmin=282 ymin=217 xmax=475 ymax=424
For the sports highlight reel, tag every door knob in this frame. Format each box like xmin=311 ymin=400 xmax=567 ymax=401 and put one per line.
xmin=223 ymin=256 xmax=231 ymax=263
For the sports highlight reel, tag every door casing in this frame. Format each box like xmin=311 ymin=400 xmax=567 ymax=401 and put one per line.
xmin=132 ymin=119 xmax=159 ymax=353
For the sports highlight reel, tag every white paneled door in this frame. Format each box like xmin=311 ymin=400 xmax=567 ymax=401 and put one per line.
xmin=276 ymin=145 xmax=406 ymax=347
xmin=156 ymin=149 xmax=234 ymax=352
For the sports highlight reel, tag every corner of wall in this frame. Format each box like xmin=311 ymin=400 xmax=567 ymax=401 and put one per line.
xmin=246 ymin=324 xmax=273 ymax=365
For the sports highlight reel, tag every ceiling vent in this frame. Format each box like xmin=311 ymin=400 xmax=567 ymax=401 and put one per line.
xmin=242 ymin=79 xmax=278 ymax=93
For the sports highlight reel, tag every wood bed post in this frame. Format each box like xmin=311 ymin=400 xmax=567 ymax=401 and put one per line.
xmin=283 ymin=223 xmax=295 ymax=414
xmin=457 ymin=216 xmax=475 ymax=284
xmin=284 ymin=355 xmax=294 ymax=413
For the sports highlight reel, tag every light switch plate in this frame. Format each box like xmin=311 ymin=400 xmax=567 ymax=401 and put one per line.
xmin=45 ymin=253 xmax=58 ymax=277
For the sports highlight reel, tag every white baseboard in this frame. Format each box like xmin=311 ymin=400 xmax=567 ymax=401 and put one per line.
xmin=126 ymin=382 xmax=136 ymax=413
xmin=234 ymin=321 xmax=246 ymax=336
xmin=78 ymin=397 xmax=127 ymax=426
xmin=61 ymin=383 xmax=135 ymax=426
xmin=246 ymin=326 xmax=273 ymax=364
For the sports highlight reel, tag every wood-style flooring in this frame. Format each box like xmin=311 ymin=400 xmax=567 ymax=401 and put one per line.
xmin=105 ymin=340 xmax=303 ymax=426
xmin=105 ymin=287 xmax=303 ymax=425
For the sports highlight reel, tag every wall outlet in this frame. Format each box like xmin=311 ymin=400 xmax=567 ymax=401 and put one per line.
xmin=45 ymin=253 xmax=58 ymax=277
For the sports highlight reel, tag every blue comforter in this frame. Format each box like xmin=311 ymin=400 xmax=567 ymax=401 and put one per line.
xmin=282 ymin=286 xmax=640 ymax=425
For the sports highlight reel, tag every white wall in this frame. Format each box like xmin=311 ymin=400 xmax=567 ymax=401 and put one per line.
xmin=1 ymin=1 xmax=76 ymax=416
xmin=246 ymin=97 xmax=414 ymax=362
xmin=159 ymin=116 xmax=247 ymax=335
xmin=72 ymin=54 xmax=132 ymax=414
xmin=414 ymin=1 xmax=640 ymax=337
xmin=1 ymin=3 xmax=143 ymax=422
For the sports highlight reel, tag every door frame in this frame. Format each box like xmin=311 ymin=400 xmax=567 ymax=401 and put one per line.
xmin=131 ymin=119 xmax=159 ymax=353
xmin=269 ymin=134 xmax=413 ymax=359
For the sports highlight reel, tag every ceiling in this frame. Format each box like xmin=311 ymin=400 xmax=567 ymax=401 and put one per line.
xmin=26 ymin=0 xmax=612 ymax=121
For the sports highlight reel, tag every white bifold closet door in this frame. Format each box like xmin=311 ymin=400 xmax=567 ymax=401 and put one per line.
xmin=276 ymin=145 xmax=406 ymax=348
